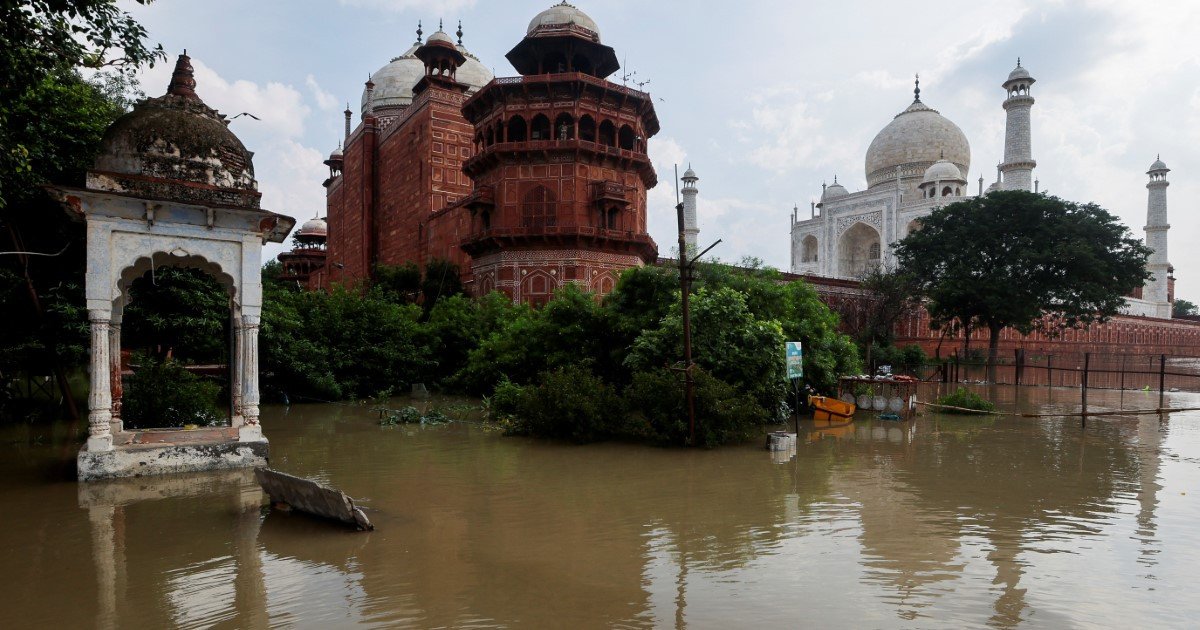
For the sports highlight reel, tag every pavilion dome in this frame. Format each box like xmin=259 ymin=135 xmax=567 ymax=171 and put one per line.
xmin=823 ymin=180 xmax=849 ymax=200
xmin=1149 ymin=156 xmax=1169 ymax=173
xmin=362 ymin=41 xmax=493 ymax=114
xmin=527 ymin=2 xmax=601 ymax=39
xmin=1007 ymin=64 xmax=1031 ymax=82
xmin=922 ymin=158 xmax=963 ymax=183
xmin=296 ymin=217 xmax=327 ymax=239
xmin=865 ymin=98 xmax=970 ymax=189
xmin=90 ymin=53 xmax=259 ymax=208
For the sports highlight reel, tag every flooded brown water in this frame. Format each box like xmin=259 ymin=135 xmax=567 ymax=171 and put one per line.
xmin=2 ymin=385 xmax=1199 ymax=628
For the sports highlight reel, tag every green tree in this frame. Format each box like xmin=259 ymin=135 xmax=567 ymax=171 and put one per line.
xmin=895 ymin=190 xmax=1151 ymax=378
xmin=1173 ymin=299 xmax=1198 ymax=318
xmin=1 ymin=0 xmax=163 ymax=210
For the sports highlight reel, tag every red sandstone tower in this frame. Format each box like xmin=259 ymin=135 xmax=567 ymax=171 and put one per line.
xmin=458 ymin=2 xmax=660 ymax=304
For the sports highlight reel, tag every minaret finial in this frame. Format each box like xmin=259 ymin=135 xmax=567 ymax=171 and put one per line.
xmin=914 ymin=73 xmax=921 ymax=102
xmin=416 ymin=20 xmax=423 ymax=43
xmin=833 ymin=174 xmax=838 ymax=184
xmin=457 ymin=20 xmax=463 ymax=45
xmin=940 ymin=149 xmax=944 ymax=160
xmin=439 ymin=18 xmax=443 ymax=30
xmin=1017 ymin=56 xmax=1021 ymax=66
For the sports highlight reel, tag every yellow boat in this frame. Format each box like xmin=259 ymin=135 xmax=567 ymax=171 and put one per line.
xmin=809 ymin=395 xmax=856 ymax=423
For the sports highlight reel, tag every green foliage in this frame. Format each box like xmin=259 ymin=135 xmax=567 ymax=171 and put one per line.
xmin=123 ymin=267 xmax=230 ymax=363
xmin=379 ymin=405 xmax=450 ymax=426
xmin=868 ymin=343 xmax=928 ymax=373
xmin=420 ymin=258 xmax=465 ymax=311
xmin=935 ymin=387 xmax=997 ymax=414
xmin=1174 ymin=299 xmax=1198 ymax=318
xmin=371 ymin=263 xmax=421 ymax=304
xmin=504 ymin=365 xmax=627 ymax=443
xmin=857 ymin=267 xmax=920 ymax=348
xmin=260 ymin=282 xmax=429 ymax=401
xmin=896 ymin=191 xmax=1152 ymax=364
xmin=1 ymin=1 xmax=162 ymax=210
xmin=453 ymin=283 xmax=618 ymax=393
xmin=625 ymin=367 xmax=765 ymax=447
xmin=625 ymin=286 xmax=787 ymax=415
xmin=122 ymin=355 xmax=222 ymax=428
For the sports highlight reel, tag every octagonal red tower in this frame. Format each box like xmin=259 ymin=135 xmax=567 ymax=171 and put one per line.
xmin=458 ymin=2 xmax=659 ymax=304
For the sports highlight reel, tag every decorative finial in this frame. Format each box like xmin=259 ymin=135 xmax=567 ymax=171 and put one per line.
xmin=167 ymin=51 xmax=198 ymax=100
xmin=914 ymin=73 xmax=921 ymax=102
xmin=416 ymin=20 xmax=423 ymax=43
xmin=457 ymin=20 xmax=463 ymax=45
xmin=439 ymin=18 xmax=443 ymax=30
xmin=833 ymin=174 xmax=838 ymax=184
xmin=1017 ymin=57 xmax=1021 ymax=67
xmin=1157 ymin=153 xmax=1161 ymax=160
xmin=940 ymin=149 xmax=944 ymax=160
xmin=345 ymin=102 xmax=351 ymax=113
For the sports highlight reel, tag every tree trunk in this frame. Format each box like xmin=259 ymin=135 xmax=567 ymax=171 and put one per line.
xmin=987 ymin=323 xmax=1002 ymax=383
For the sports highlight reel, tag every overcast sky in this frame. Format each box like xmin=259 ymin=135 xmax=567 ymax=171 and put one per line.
xmin=122 ymin=0 xmax=1200 ymax=299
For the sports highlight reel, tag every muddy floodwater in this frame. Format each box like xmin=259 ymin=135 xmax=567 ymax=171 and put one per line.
xmin=3 ymin=385 xmax=1200 ymax=628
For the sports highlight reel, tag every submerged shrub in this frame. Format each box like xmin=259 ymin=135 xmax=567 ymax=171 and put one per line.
xmin=122 ymin=355 xmax=223 ymax=428
xmin=508 ymin=365 xmax=626 ymax=443
xmin=626 ymin=366 xmax=766 ymax=448
xmin=935 ymin=387 xmax=996 ymax=413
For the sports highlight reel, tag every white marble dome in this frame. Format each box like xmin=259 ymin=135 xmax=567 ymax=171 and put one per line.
xmin=1007 ymin=64 xmax=1032 ymax=82
xmin=865 ymin=99 xmax=970 ymax=189
xmin=296 ymin=217 xmax=327 ymax=238
xmin=922 ymin=158 xmax=962 ymax=183
xmin=361 ymin=43 xmax=493 ymax=114
xmin=823 ymin=181 xmax=849 ymax=199
xmin=1149 ymin=156 xmax=1169 ymax=172
xmin=527 ymin=1 xmax=601 ymax=38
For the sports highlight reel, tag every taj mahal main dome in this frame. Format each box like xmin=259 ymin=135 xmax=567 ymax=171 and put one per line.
xmin=361 ymin=26 xmax=493 ymax=114
xmin=864 ymin=88 xmax=970 ymax=189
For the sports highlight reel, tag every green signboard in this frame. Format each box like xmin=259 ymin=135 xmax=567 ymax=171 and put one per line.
xmin=785 ymin=341 xmax=803 ymax=380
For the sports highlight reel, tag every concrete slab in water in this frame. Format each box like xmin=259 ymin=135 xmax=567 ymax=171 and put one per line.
xmin=254 ymin=468 xmax=373 ymax=531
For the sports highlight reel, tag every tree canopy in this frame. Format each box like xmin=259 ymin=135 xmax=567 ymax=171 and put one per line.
xmin=894 ymin=190 xmax=1151 ymax=370
xmin=1174 ymin=299 xmax=1198 ymax=318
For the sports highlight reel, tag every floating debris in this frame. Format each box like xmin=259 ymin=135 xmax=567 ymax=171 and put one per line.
xmin=254 ymin=468 xmax=373 ymax=531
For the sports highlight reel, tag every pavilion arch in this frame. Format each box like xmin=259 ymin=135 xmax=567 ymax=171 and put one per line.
xmin=530 ymin=114 xmax=551 ymax=141
xmin=941 ymin=186 xmax=953 ymax=197
xmin=801 ymin=234 xmax=819 ymax=263
xmin=507 ymin=116 xmax=527 ymax=142
xmin=542 ymin=50 xmax=568 ymax=74
xmin=554 ymin=112 xmax=575 ymax=140
xmin=572 ymin=54 xmax=594 ymax=76
xmin=598 ymin=120 xmax=616 ymax=147
xmin=578 ymin=115 xmax=596 ymax=142
xmin=618 ymin=124 xmax=636 ymax=150
xmin=837 ymin=221 xmax=881 ymax=278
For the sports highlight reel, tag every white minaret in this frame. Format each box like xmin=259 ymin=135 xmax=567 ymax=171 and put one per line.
xmin=1000 ymin=59 xmax=1036 ymax=191
xmin=1144 ymin=156 xmax=1171 ymax=317
xmin=681 ymin=165 xmax=699 ymax=254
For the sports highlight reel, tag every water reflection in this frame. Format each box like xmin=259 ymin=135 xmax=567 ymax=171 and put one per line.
xmin=0 ymin=387 xmax=1197 ymax=627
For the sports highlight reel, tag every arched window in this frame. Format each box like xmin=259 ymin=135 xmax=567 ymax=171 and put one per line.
xmin=618 ymin=125 xmax=636 ymax=150
xmin=801 ymin=235 xmax=818 ymax=263
xmin=530 ymin=114 xmax=551 ymax=141
xmin=941 ymin=186 xmax=953 ymax=197
xmin=955 ymin=187 xmax=961 ymax=196
xmin=868 ymin=242 xmax=881 ymax=261
xmin=554 ymin=113 xmax=575 ymax=140
xmin=598 ymin=120 xmax=616 ymax=147
xmin=484 ymin=128 xmax=494 ymax=146
xmin=507 ymin=116 xmax=527 ymax=142
xmin=521 ymin=185 xmax=556 ymax=229
xmin=578 ymin=115 xmax=596 ymax=143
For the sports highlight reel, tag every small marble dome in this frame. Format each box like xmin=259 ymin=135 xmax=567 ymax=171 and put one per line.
xmin=682 ymin=166 xmax=697 ymax=180
xmin=329 ymin=145 xmax=343 ymax=160
xmin=865 ymin=98 xmax=971 ymax=189
xmin=527 ymin=1 xmax=601 ymax=38
xmin=427 ymin=29 xmax=455 ymax=45
xmin=823 ymin=180 xmax=849 ymax=199
xmin=1149 ymin=156 xmax=1169 ymax=172
xmin=296 ymin=217 xmax=328 ymax=239
xmin=922 ymin=158 xmax=963 ymax=183
xmin=90 ymin=52 xmax=260 ymax=209
xmin=362 ymin=42 xmax=493 ymax=114
xmin=1007 ymin=64 xmax=1031 ymax=82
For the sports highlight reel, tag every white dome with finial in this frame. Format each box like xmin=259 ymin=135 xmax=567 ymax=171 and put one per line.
xmin=296 ymin=217 xmax=327 ymax=238
xmin=1149 ymin=155 xmax=1169 ymax=173
xmin=823 ymin=178 xmax=849 ymax=200
xmin=361 ymin=22 xmax=493 ymax=114
xmin=922 ymin=158 xmax=962 ymax=183
xmin=865 ymin=75 xmax=970 ymax=189
xmin=527 ymin=1 xmax=601 ymax=38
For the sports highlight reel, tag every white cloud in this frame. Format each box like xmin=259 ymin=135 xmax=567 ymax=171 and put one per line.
xmin=305 ymin=74 xmax=340 ymax=111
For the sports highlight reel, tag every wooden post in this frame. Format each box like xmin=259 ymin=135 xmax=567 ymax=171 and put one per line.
xmin=1081 ymin=352 xmax=1090 ymax=427
xmin=1159 ymin=354 xmax=1167 ymax=410
xmin=1046 ymin=354 xmax=1053 ymax=388
xmin=1015 ymin=349 xmax=1024 ymax=386
xmin=1119 ymin=354 xmax=1126 ymax=391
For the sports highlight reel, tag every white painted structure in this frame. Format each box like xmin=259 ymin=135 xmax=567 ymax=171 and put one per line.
xmin=50 ymin=53 xmax=293 ymax=479
xmin=789 ymin=61 xmax=1174 ymax=319
xmin=681 ymin=165 xmax=699 ymax=254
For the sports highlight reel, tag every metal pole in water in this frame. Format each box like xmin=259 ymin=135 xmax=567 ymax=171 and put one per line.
xmin=1159 ymin=354 xmax=1167 ymax=410
xmin=674 ymin=165 xmax=695 ymax=445
xmin=1081 ymin=352 xmax=1090 ymax=427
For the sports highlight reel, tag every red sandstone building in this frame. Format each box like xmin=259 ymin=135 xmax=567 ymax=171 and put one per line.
xmin=285 ymin=3 xmax=659 ymax=304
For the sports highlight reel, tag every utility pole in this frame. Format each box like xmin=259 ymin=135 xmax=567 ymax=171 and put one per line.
xmin=673 ymin=165 xmax=720 ymax=446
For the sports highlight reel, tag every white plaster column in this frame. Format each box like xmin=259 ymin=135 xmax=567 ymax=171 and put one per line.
xmin=1144 ymin=158 xmax=1171 ymax=317
xmin=88 ymin=309 xmax=114 ymax=452
xmin=238 ymin=312 xmax=262 ymax=441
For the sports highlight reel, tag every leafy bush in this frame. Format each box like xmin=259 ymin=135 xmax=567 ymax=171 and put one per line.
xmin=506 ymin=365 xmax=627 ymax=443
xmin=121 ymin=355 xmax=223 ymax=428
xmin=625 ymin=367 xmax=766 ymax=447
xmin=935 ymin=387 xmax=996 ymax=413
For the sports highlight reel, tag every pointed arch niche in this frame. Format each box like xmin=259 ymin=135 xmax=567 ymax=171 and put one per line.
xmin=838 ymin=221 xmax=881 ymax=278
